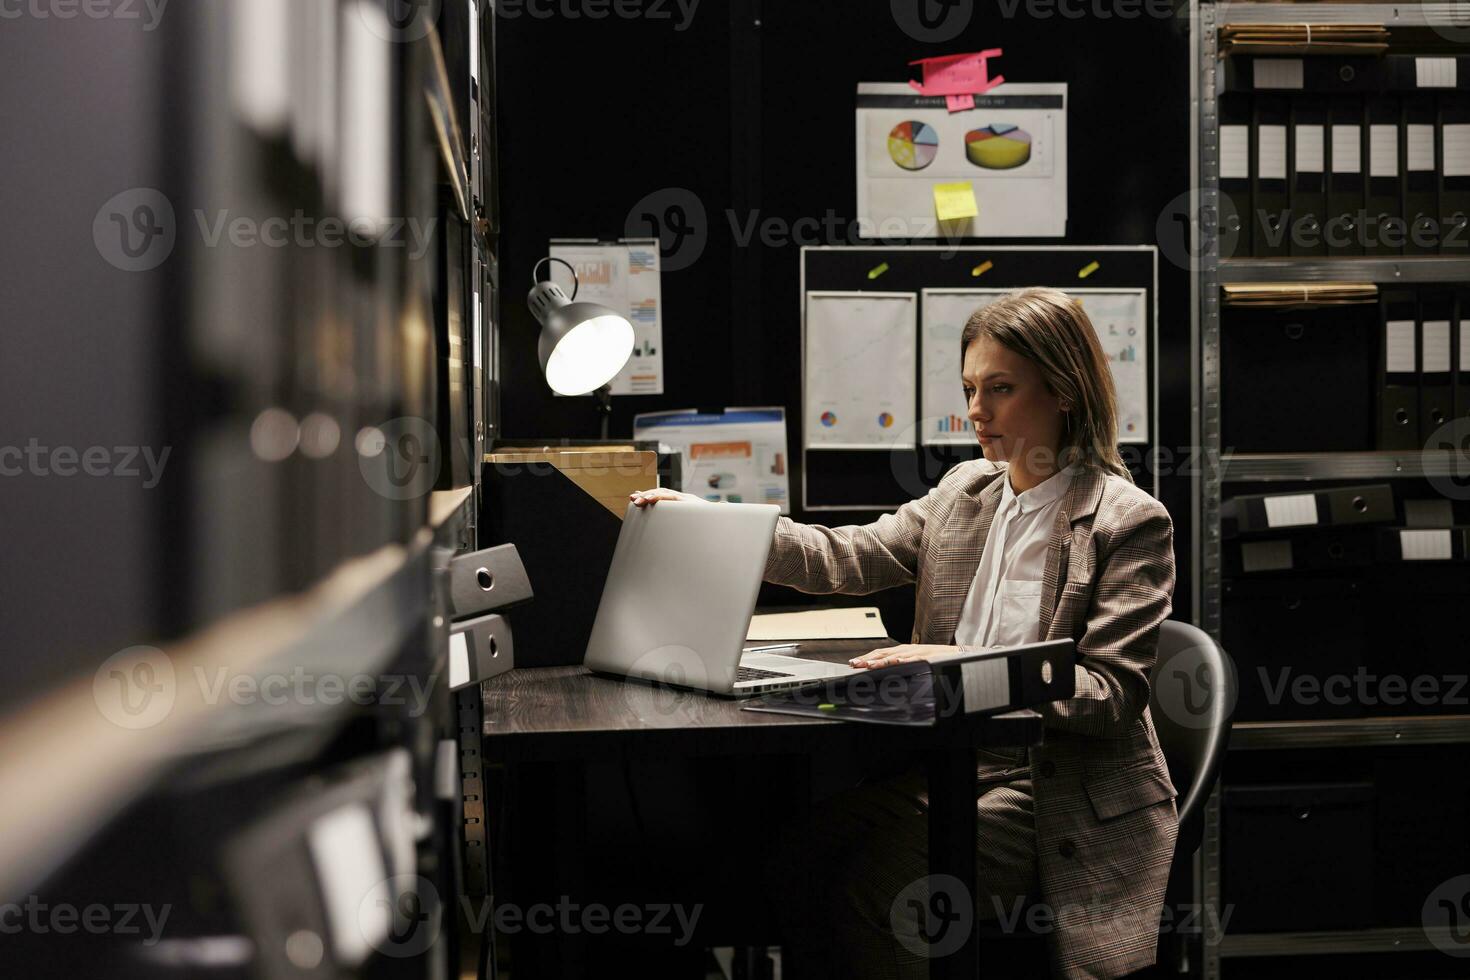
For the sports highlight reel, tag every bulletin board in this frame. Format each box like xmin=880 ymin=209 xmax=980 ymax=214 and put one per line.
xmin=800 ymin=245 xmax=1158 ymax=512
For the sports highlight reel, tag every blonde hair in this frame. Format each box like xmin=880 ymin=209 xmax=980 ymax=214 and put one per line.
xmin=959 ymin=287 xmax=1134 ymax=483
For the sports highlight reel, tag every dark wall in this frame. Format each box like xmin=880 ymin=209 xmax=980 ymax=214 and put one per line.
xmin=497 ymin=1 xmax=1196 ymax=635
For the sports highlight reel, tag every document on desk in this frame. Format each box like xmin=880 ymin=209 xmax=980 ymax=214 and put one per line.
xmin=805 ymin=291 xmax=917 ymax=450
xmin=747 ymin=606 xmax=890 ymax=641
xmin=632 ymin=407 xmax=791 ymax=513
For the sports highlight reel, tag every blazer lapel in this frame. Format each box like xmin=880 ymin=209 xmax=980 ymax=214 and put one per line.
xmin=1040 ymin=467 xmax=1109 ymax=639
xmin=925 ymin=475 xmax=1004 ymax=644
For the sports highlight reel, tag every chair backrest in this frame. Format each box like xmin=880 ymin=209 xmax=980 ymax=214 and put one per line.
xmin=1147 ymin=620 xmax=1233 ymax=854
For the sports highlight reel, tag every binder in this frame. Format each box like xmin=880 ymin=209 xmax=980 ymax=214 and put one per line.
xmin=1419 ymin=289 xmax=1455 ymax=436
xmin=1225 ymin=527 xmax=1377 ymax=576
xmin=1253 ymin=94 xmax=1292 ymax=255
xmin=1326 ymin=96 xmax=1365 ymax=255
xmin=1376 ymin=526 xmax=1470 ymax=562
xmin=1438 ymin=91 xmax=1470 ymax=254
xmin=1365 ymin=95 xmax=1404 ymax=255
xmin=1290 ymin=95 xmax=1329 ymax=255
xmin=1378 ymin=288 xmax=1420 ymax=449
xmin=1403 ymin=92 xmax=1440 ymax=254
xmin=1456 ymin=288 xmax=1470 ymax=421
xmin=1220 ymin=94 xmax=1253 ymax=258
xmin=1220 ymin=483 xmax=1396 ymax=538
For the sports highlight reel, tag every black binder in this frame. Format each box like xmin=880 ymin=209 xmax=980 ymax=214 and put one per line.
xmin=1403 ymin=93 xmax=1440 ymax=254
xmin=1253 ymin=94 xmax=1291 ymax=255
xmin=1376 ymin=526 xmax=1470 ymax=562
xmin=1438 ymin=92 xmax=1470 ymax=254
xmin=1220 ymin=94 xmax=1252 ymax=258
xmin=1326 ymin=96 xmax=1365 ymax=255
xmin=1378 ymin=288 xmax=1421 ymax=449
xmin=1290 ymin=95 xmax=1329 ymax=256
xmin=1225 ymin=528 xmax=1377 ymax=576
xmin=1221 ymin=484 xmax=1396 ymax=538
xmin=1366 ymin=95 xmax=1404 ymax=255
xmin=1419 ymin=289 xmax=1455 ymax=436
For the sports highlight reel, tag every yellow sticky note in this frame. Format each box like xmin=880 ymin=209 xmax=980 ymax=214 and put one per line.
xmin=933 ymin=181 xmax=978 ymax=222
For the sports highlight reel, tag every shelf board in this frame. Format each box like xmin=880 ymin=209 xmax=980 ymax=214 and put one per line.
xmin=1231 ymin=715 xmax=1470 ymax=749
xmin=1217 ymin=3 xmax=1470 ymax=28
xmin=1219 ymin=926 xmax=1459 ymax=957
xmin=1221 ymin=450 xmax=1469 ymax=481
xmin=1220 ymin=256 xmax=1470 ymax=285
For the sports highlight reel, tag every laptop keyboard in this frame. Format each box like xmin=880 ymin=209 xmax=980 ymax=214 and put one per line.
xmin=736 ymin=665 xmax=795 ymax=683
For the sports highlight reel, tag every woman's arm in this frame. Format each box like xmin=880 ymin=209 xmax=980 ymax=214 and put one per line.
xmin=1041 ymin=496 xmax=1175 ymax=737
xmin=763 ymin=471 xmax=963 ymax=596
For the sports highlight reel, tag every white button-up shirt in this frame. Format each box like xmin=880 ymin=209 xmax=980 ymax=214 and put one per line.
xmin=952 ymin=465 xmax=1077 ymax=649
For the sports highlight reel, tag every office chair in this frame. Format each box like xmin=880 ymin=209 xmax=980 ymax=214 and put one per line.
xmin=976 ymin=619 xmax=1235 ymax=978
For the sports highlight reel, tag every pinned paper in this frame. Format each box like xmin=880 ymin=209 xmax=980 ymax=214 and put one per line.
xmin=1078 ymin=260 xmax=1100 ymax=278
xmin=909 ymin=49 xmax=1005 ymax=112
xmin=971 ymin=259 xmax=993 ymax=277
xmin=934 ymin=181 xmax=978 ymax=222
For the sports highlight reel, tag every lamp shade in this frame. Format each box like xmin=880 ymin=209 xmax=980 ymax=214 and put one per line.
xmin=527 ymin=280 xmax=634 ymax=396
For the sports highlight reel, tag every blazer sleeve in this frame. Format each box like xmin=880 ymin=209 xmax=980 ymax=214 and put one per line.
xmin=1041 ymin=495 xmax=1176 ymax=737
xmin=763 ymin=469 xmax=964 ymax=596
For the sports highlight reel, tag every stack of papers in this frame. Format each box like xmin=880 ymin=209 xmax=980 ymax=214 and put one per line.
xmin=746 ymin=607 xmax=889 ymax=641
xmin=1223 ymin=282 xmax=1378 ymax=309
xmin=1219 ymin=23 xmax=1390 ymax=56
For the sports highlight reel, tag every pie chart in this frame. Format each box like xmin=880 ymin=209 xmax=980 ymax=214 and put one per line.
xmin=966 ymin=124 xmax=1032 ymax=169
xmin=888 ymin=120 xmax=939 ymax=171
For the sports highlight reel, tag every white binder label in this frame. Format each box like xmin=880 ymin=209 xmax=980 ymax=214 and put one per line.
xmin=1445 ymin=124 xmax=1470 ymax=177
xmin=1241 ymin=540 xmax=1294 ymax=573
xmin=1386 ymin=320 xmax=1417 ymax=373
xmin=1295 ymin=125 xmax=1325 ymax=173
xmin=1408 ymin=124 xmax=1436 ymax=171
xmin=1264 ymin=493 xmax=1319 ymax=528
xmin=1255 ymin=59 xmax=1305 ymax=89
xmin=1417 ymin=57 xmax=1458 ymax=89
xmin=449 ymin=631 xmax=471 ymax=688
xmin=961 ymin=657 xmax=1010 ymax=712
xmin=1424 ymin=320 xmax=1452 ymax=371
xmin=1259 ymin=125 xmax=1287 ymax=181
xmin=1400 ymin=529 xmax=1453 ymax=560
xmin=1221 ymin=125 xmax=1250 ymax=180
xmin=1331 ymin=125 xmax=1361 ymax=174
xmin=1370 ymin=125 xmax=1399 ymax=177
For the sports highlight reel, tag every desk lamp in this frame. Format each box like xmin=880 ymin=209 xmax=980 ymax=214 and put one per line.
xmin=527 ymin=256 xmax=634 ymax=438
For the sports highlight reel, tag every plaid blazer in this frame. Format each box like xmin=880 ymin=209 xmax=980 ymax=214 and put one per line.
xmin=764 ymin=460 xmax=1179 ymax=980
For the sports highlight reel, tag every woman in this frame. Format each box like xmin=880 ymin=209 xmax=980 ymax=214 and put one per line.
xmin=630 ymin=288 xmax=1177 ymax=979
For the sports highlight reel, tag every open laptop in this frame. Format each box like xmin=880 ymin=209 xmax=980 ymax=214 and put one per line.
xmin=583 ymin=501 xmax=859 ymax=696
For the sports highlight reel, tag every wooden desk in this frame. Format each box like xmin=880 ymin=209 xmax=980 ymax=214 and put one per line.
xmin=482 ymin=638 xmax=1044 ymax=979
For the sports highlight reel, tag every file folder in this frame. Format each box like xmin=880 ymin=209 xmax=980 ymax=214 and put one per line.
xmin=1253 ymin=94 xmax=1292 ymax=255
xmin=1419 ymin=289 xmax=1455 ymax=436
xmin=1220 ymin=94 xmax=1253 ymax=258
xmin=1366 ymin=95 xmax=1404 ymax=255
xmin=1221 ymin=483 xmax=1396 ymax=538
xmin=1403 ymin=92 xmax=1440 ymax=254
xmin=1378 ymin=288 xmax=1420 ymax=449
xmin=1456 ymin=288 xmax=1470 ymax=421
xmin=1438 ymin=92 xmax=1470 ymax=254
xmin=1327 ymin=96 xmax=1365 ymax=255
xmin=1291 ymin=95 xmax=1329 ymax=255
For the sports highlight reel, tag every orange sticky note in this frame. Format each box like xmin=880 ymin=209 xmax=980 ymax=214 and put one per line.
xmin=934 ymin=182 xmax=978 ymax=222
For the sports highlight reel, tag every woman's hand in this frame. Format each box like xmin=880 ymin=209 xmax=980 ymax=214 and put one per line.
xmin=628 ymin=488 xmax=707 ymax=508
xmin=848 ymin=644 xmax=960 ymax=669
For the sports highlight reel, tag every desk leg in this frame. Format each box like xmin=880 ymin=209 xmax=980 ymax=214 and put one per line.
xmin=926 ymin=745 xmax=978 ymax=980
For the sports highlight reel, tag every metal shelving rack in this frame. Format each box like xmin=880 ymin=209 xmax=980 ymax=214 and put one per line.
xmin=1193 ymin=5 xmax=1470 ymax=977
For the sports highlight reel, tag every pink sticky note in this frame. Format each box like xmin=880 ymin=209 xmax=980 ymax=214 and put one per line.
xmin=909 ymin=49 xmax=1005 ymax=100
xmin=946 ymin=93 xmax=975 ymax=113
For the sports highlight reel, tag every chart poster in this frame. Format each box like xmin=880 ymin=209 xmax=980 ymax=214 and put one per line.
xmin=804 ymin=291 xmax=918 ymax=450
xmin=920 ymin=287 xmax=1149 ymax=447
xmin=549 ymin=238 xmax=663 ymax=395
xmin=856 ymin=82 xmax=1068 ymax=239
xmin=632 ymin=407 xmax=790 ymax=513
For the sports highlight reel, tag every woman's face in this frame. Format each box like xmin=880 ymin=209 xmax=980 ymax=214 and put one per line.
xmin=961 ymin=334 xmax=1066 ymax=469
